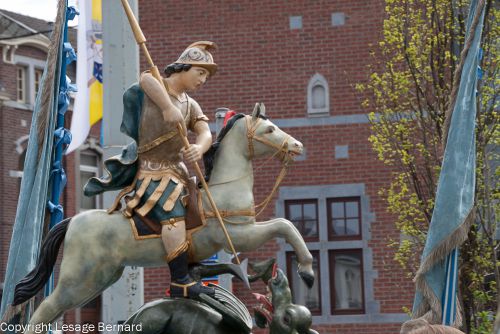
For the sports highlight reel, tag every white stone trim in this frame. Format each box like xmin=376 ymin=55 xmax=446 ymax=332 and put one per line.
xmin=9 ymin=170 xmax=23 ymax=178
xmin=14 ymin=55 xmax=46 ymax=107
xmin=1 ymin=34 xmax=50 ymax=64
xmin=307 ymin=73 xmax=330 ymax=116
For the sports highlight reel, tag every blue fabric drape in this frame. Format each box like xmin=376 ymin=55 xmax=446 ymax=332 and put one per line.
xmin=412 ymin=0 xmax=485 ymax=323
xmin=0 ymin=1 xmax=75 ymax=318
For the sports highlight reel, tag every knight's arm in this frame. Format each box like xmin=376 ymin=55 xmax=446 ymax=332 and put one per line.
xmin=139 ymin=71 xmax=181 ymax=121
xmin=181 ymin=99 xmax=212 ymax=163
xmin=191 ymin=100 xmax=212 ymax=154
xmin=181 ymin=120 xmax=211 ymax=163
xmin=192 ymin=123 xmax=212 ymax=156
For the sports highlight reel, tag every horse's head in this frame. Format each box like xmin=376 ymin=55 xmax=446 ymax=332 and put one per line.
xmin=245 ymin=103 xmax=303 ymax=161
xmin=203 ymin=104 xmax=304 ymax=183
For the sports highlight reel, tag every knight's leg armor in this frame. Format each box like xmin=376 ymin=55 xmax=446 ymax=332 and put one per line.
xmin=163 ymin=223 xmax=215 ymax=299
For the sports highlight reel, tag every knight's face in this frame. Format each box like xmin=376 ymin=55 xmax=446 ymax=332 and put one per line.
xmin=179 ymin=66 xmax=209 ymax=92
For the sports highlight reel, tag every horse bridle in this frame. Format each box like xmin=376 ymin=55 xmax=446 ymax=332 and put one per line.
xmin=245 ymin=115 xmax=291 ymax=162
xmin=206 ymin=116 xmax=294 ymax=219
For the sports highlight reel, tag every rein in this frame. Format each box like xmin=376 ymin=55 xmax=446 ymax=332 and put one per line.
xmin=206 ymin=115 xmax=293 ymax=219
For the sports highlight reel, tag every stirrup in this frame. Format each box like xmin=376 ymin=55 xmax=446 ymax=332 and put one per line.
xmin=170 ymin=281 xmax=197 ymax=297
xmin=170 ymin=281 xmax=215 ymax=299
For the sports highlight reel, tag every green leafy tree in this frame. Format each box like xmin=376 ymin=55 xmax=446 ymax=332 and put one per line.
xmin=356 ymin=0 xmax=498 ymax=332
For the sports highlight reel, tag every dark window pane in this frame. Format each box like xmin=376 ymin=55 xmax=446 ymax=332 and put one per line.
xmin=328 ymin=198 xmax=361 ymax=240
xmin=285 ymin=200 xmax=318 ymax=241
xmin=333 ymin=219 xmax=345 ymax=235
xmin=81 ymin=153 xmax=98 ymax=166
xmin=331 ymin=202 xmax=344 ymax=218
xmin=303 ymin=220 xmax=318 ymax=237
xmin=345 ymin=219 xmax=360 ymax=235
xmin=345 ymin=201 xmax=359 ymax=217
xmin=303 ymin=203 xmax=316 ymax=220
xmin=288 ymin=204 xmax=302 ymax=221
xmin=288 ymin=252 xmax=321 ymax=314
xmin=331 ymin=250 xmax=364 ymax=312
xmin=81 ymin=171 xmax=97 ymax=209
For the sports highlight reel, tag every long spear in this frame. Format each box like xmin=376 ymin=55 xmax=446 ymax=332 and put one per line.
xmin=120 ymin=0 xmax=243 ymax=266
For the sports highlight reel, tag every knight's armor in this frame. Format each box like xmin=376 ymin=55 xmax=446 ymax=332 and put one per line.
xmin=121 ymin=89 xmax=207 ymax=227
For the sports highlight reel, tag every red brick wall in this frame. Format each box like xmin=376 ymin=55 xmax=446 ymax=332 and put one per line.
xmin=0 ymin=1 xmax=416 ymax=333
xmin=15 ymin=46 xmax=47 ymax=61
xmin=136 ymin=1 xmax=413 ymax=333
xmin=137 ymin=1 xmax=383 ymax=118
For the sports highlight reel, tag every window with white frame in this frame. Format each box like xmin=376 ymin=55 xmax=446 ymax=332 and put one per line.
xmin=79 ymin=150 xmax=101 ymax=211
xmin=16 ymin=66 xmax=27 ymax=103
xmin=307 ymin=73 xmax=330 ymax=116
xmin=13 ymin=56 xmax=47 ymax=107
xmin=277 ymin=184 xmax=382 ymax=322
xmin=34 ymin=68 xmax=43 ymax=98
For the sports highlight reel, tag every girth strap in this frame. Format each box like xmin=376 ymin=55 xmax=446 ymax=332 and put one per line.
xmin=204 ymin=209 xmax=256 ymax=219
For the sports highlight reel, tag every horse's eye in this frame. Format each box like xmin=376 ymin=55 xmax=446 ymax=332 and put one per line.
xmin=266 ymin=126 xmax=275 ymax=133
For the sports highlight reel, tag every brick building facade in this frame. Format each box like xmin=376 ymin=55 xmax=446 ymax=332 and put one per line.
xmin=0 ymin=2 xmax=414 ymax=333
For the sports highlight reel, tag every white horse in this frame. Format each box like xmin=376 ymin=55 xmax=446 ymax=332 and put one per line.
xmin=10 ymin=104 xmax=314 ymax=332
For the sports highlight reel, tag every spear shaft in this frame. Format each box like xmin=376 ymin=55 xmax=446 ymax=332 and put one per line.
xmin=120 ymin=0 xmax=241 ymax=265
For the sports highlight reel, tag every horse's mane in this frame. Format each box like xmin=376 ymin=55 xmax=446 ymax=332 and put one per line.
xmin=203 ymin=113 xmax=268 ymax=182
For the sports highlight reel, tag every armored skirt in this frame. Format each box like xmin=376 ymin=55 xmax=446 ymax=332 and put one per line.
xmin=123 ymin=165 xmax=188 ymax=226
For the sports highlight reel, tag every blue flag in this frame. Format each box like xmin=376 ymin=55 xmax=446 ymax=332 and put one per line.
xmin=0 ymin=0 xmax=71 ymax=319
xmin=412 ymin=0 xmax=485 ymax=325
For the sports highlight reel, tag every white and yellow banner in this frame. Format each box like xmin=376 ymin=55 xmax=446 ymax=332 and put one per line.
xmin=67 ymin=0 xmax=102 ymax=153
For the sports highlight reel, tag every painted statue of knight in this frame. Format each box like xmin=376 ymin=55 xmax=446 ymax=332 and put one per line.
xmin=84 ymin=41 xmax=217 ymax=299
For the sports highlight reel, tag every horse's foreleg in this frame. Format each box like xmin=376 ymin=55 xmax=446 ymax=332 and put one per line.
xmin=230 ymin=218 xmax=314 ymax=287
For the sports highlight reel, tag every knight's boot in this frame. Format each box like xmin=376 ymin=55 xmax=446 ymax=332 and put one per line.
xmin=167 ymin=250 xmax=215 ymax=299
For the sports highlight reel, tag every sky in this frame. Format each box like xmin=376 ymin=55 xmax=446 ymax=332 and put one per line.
xmin=0 ymin=0 xmax=79 ymax=26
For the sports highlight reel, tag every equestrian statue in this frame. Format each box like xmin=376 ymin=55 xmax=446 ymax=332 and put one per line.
xmin=3 ymin=2 xmax=317 ymax=332
xmin=5 ymin=43 xmax=314 ymax=332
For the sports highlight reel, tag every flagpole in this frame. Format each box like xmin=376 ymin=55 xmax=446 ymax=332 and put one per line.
xmin=442 ymin=249 xmax=458 ymax=325
xmin=45 ymin=1 xmax=78 ymax=297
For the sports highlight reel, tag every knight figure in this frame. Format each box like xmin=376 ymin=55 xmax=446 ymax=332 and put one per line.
xmin=84 ymin=41 xmax=217 ymax=299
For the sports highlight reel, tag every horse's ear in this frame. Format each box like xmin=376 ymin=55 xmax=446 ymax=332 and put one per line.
xmin=252 ymin=102 xmax=265 ymax=121
xmin=260 ymin=103 xmax=266 ymax=116
xmin=252 ymin=102 xmax=261 ymax=121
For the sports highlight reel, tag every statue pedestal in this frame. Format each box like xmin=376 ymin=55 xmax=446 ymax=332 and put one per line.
xmin=102 ymin=267 xmax=144 ymax=334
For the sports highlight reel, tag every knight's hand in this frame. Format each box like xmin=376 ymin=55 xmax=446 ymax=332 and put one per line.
xmin=182 ymin=144 xmax=203 ymax=163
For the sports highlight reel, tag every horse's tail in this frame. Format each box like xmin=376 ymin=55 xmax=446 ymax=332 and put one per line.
xmin=12 ymin=217 xmax=72 ymax=306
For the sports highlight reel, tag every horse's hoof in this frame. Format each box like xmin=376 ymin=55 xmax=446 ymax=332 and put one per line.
xmin=299 ymin=271 xmax=315 ymax=288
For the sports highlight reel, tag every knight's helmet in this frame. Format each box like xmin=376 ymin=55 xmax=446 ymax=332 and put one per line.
xmin=174 ymin=41 xmax=218 ymax=76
